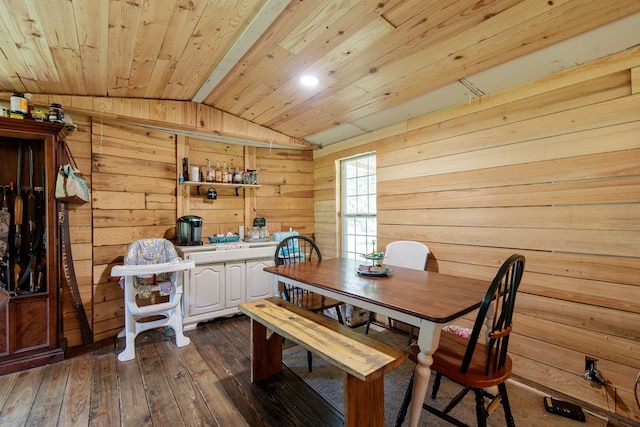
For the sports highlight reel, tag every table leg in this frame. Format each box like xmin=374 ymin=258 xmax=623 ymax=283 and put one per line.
xmin=408 ymin=321 xmax=441 ymax=427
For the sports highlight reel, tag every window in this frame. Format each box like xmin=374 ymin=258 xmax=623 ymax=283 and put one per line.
xmin=341 ymin=154 xmax=377 ymax=259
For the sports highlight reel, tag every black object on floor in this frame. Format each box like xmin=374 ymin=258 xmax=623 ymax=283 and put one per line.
xmin=544 ymin=396 xmax=586 ymax=422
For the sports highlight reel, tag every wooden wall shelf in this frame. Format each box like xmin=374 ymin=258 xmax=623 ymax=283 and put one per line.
xmin=181 ymin=181 xmax=261 ymax=196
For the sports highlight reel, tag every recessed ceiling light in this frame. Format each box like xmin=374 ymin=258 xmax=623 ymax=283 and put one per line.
xmin=299 ymin=75 xmax=319 ymax=87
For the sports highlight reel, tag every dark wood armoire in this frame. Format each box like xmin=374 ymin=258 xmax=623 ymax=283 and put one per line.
xmin=0 ymin=117 xmax=67 ymax=375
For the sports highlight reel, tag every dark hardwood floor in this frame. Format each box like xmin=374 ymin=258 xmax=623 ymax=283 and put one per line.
xmin=0 ymin=315 xmax=342 ymax=427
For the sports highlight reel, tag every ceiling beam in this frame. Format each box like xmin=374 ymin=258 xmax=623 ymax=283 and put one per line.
xmin=191 ymin=0 xmax=290 ymax=103
xmin=118 ymin=116 xmax=318 ymax=150
xmin=1 ymin=92 xmax=319 ymax=150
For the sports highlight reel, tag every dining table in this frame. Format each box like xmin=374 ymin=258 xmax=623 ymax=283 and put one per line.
xmin=264 ymin=257 xmax=491 ymax=427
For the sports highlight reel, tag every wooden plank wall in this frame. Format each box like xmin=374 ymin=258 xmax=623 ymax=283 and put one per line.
xmin=182 ymin=137 xmax=248 ymax=236
xmin=178 ymin=141 xmax=314 ymax=237
xmin=255 ymin=147 xmax=315 ymax=236
xmin=90 ymin=121 xmax=177 ymax=342
xmin=62 ymin=123 xmax=313 ymax=344
xmin=313 ymin=50 xmax=640 ymax=423
xmin=62 ymin=115 xmax=93 ymax=347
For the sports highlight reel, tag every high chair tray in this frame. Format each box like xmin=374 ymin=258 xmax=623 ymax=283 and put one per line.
xmin=111 ymin=260 xmax=195 ymax=276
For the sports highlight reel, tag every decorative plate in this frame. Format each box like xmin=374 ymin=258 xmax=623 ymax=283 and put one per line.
xmin=360 ymin=251 xmax=386 ymax=261
xmin=356 ymin=264 xmax=392 ymax=277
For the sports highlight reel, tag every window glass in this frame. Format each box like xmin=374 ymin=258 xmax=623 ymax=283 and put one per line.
xmin=341 ymin=154 xmax=376 ymax=259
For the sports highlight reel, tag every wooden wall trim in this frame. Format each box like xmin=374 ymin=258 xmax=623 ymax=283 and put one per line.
xmin=406 ymin=44 xmax=640 ymax=132
xmin=176 ymin=135 xmax=188 ymax=216
xmin=317 ymin=45 xmax=640 ymax=159
xmin=0 ymin=92 xmax=316 ymax=150
xmin=632 ymin=66 xmax=640 ymax=94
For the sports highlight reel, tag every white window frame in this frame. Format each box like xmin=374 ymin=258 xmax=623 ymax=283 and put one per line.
xmin=340 ymin=153 xmax=377 ymax=260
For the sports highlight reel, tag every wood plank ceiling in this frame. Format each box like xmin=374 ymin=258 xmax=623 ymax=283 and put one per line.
xmin=0 ymin=0 xmax=639 ymax=147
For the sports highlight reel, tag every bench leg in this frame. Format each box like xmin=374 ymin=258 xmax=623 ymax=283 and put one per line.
xmin=250 ymin=319 xmax=283 ymax=382
xmin=343 ymin=372 xmax=384 ymax=427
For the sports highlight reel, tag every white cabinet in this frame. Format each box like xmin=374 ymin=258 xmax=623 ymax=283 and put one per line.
xmin=188 ymin=264 xmax=225 ymax=316
xmin=246 ymin=259 xmax=275 ymax=301
xmin=179 ymin=242 xmax=277 ymax=330
xmin=225 ymin=262 xmax=246 ymax=308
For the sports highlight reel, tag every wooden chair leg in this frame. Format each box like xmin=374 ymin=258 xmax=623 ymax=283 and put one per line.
xmin=365 ymin=312 xmax=373 ymax=334
xmin=474 ymin=388 xmax=488 ymax=427
xmin=498 ymin=382 xmax=515 ymax=427
xmin=395 ymin=371 xmax=414 ymax=427
xmin=431 ymin=372 xmax=442 ymax=399
xmin=444 ymin=386 xmax=471 ymax=414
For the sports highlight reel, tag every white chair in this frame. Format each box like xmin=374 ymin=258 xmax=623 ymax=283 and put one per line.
xmin=364 ymin=240 xmax=429 ymax=345
xmin=111 ymin=238 xmax=195 ymax=361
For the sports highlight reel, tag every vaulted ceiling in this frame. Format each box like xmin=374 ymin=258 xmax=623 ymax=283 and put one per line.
xmin=1 ymin=1 xmax=639 ymax=147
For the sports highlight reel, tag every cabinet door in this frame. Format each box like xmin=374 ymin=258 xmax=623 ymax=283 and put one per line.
xmin=246 ymin=259 xmax=275 ymax=301
xmin=0 ymin=119 xmax=65 ymax=375
xmin=188 ymin=264 xmax=225 ymax=316
xmin=225 ymin=262 xmax=245 ymax=308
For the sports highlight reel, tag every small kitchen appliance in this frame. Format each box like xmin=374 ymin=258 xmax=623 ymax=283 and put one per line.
xmin=177 ymin=215 xmax=203 ymax=246
xmin=246 ymin=217 xmax=268 ymax=241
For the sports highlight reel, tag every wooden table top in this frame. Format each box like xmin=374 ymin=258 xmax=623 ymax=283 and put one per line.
xmin=265 ymin=258 xmax=490 ymax=324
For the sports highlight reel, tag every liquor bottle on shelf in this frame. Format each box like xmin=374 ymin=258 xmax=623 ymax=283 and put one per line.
xmin=222 ymin=161 xmax=229 ymax=183
xmin=205 ymin=159 xmax=214 ymax=182
xmin=215 ymin=160 xmax=222 ymax=183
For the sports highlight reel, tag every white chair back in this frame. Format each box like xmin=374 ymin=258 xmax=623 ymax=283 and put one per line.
xmin=384 ymin=241 xmax=429 ymax=271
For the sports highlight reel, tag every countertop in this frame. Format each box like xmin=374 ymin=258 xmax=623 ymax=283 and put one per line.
xmin=176 ymin=240 xmax=278 ymax=254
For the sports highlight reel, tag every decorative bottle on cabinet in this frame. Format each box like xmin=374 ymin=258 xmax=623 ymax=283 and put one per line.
xmin=0 ymin=117 xmax=66 ymax=375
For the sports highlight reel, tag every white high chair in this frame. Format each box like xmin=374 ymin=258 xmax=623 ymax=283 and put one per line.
xmin=111 ymin=238 xmax=195 ymax=362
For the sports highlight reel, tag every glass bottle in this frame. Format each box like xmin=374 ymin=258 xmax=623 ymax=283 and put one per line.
xmin=222 ymin=161 xmax=229 ymax=183
xmin=215 ymin=160 xmax=222 ymax=183
xmin=233 ymin=168 xmax=243 ymax=184
xmin=205 ymin=159 xmax=214 ymax=182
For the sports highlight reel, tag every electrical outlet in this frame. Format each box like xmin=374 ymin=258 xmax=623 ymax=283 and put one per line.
xmin=584 ymin=356 xmax=606 ymax=385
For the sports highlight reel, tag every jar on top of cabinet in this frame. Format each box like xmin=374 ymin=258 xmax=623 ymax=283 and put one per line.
xmin=10 ymin=93 xmax=28 ymax=119
xmin=49 ymin=103 xmax=64 ymax=123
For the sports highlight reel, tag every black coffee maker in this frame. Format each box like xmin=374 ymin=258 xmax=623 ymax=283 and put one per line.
xmin=176 ymin=215 xmax=203 ymax=246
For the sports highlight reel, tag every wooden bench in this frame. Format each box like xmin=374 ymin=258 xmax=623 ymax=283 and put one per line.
xmin=239 ymin=297 xmax=406 ymax=427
